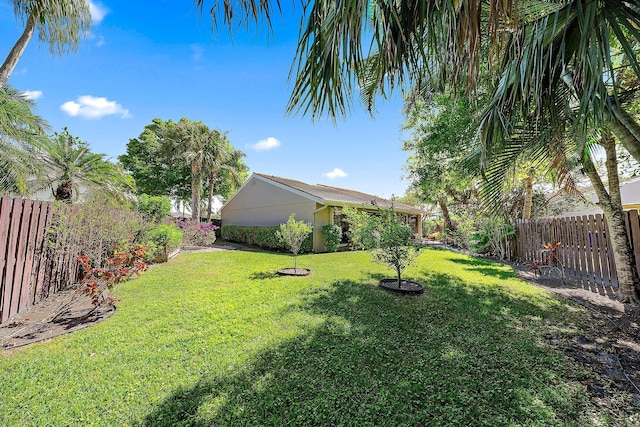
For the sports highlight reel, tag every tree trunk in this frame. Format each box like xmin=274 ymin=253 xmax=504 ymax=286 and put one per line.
xmin=54 ymin=181 xmax=73 ymax=204
xmin=438 ymin=199 xmax=454 ymax=232
xmin=396 ymin=266 xmax=402 ymax=288
xmin=191 ymin=160 xmax=202 ymax=222
xmin=0 ymin=10 xmax=37 ymax=88
xmin=206 ymin=170 xmax=219 ymax=221
xmin=523 ymin=173 xmax=533 ymax=219
xmin=608 ymin=104 xmax=640 ymax=165
xmin=583 ymin=132 xmax=639 ymax=304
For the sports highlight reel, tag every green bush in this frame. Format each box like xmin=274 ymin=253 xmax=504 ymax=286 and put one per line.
xmin=222 ymin=225 xmax=312 ymax=253
xmin=321 ymin=224 xmax=341 ymax=252
xmin=146 ymin=223 xmax=183 ymax=260
xmin=136 ymin=195 xmax=171 ymax=223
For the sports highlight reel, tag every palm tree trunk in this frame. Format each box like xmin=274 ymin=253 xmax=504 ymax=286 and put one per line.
xmin=0 ymin=10 xmax=37 ymax=88
xmin=583 ymin=132 xmax=639 ymax=304
xmin=523 ymin=174 xmax=533 ymax=219
xmin=207 ymin=170 xmax=218 ymax=221
xmin=191 ymin=160 xmax=202 ymax=222
xmin=608 ymin=105 xmax=640 ymax=165
xmin=54 ymin=181 xmax=73 ymax=204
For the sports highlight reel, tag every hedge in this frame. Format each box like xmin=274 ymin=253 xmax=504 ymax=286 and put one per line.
xmin=222 ymin=225 xmax=313 ymax=253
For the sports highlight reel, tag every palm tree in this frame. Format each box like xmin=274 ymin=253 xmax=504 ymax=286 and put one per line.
xmin=37 ymin=128 xmax=133 ymax=203
xmin=1 ymin=0 xmax=92 ymax=88
xmin=201 ymin=130 xmax=229 ymax=221
xmin=473 ymin=1 xmax=640 ymax=303
xmin=163 ymin=118 xmax=224 ymax=222
xmin=0 ymin=85 xmax=49 ymax=195
xmin=203 ymin=140 xmax=247 ymax=221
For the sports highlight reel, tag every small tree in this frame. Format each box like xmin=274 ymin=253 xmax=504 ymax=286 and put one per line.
xmin=371 ymin=211 xmax=419 ymax=288
xmin=276 ymin=214 xmax=312 ymax=272
xmin=346 ymin=207 xmax=419 ymax=289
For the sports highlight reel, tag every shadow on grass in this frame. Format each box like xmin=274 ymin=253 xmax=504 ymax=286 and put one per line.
xmin=447 ymin=257 xmax=519 ymax=280
xmin=249 ymin=271 xmax=279 ymax=280
xmin=135 ymin=272 xmax=586 ymax=426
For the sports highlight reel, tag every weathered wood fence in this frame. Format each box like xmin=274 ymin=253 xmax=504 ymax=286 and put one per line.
xmin=514 ymin=210 xmax=640 ymax=287
xmin=0 ymin=197 xmax=81 ymax=323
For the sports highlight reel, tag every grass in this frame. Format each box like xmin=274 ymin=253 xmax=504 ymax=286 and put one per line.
xmin=0 ymin=247 xmax=619 ymax=426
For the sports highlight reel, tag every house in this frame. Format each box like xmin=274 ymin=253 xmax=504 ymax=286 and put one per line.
xmin=559 ymin=177 xmax=640 ymax=217
xmin=221 ymin=173 xmax=426 ymax=252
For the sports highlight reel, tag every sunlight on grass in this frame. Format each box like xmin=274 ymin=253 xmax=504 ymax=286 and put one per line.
xmin=0 ymin=247 xmax=602 ymax=426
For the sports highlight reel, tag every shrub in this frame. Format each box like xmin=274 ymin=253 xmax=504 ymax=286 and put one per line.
xmin=321 ymin=224 xmax=341 ymax=252
xmin=146 ymin=223 xmax=183 ymax=260
xmin=276 ymin=214 xmax=313 ymax=271
xmin=48 ymin=201 xmax=150 ymax=269
xmin=77 ymin=244 xmax=148 ymax=306
xmin=222 ymin=225 xmax=312 ymax=253
xmin=470 ymin=217 xmax=515 ymax=261
xmin=342 ymin=207 xmax=380 ymax=250
xmin=136 ymin=195 xmax=171 ymax=224
xmin=176 ymin=219 xmax=218 ymax=246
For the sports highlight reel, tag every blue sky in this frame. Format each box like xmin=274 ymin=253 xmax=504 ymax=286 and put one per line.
xmin=0 ymin=1 xmax=411 ymax=199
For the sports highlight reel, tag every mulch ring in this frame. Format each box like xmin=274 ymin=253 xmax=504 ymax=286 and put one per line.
xmin=277 ymin=268 xmax=311 ymax=276
xmin=378 ymin=278 xmax=425 ymax=294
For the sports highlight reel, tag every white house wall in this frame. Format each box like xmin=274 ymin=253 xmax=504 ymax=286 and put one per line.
xmin=222 ymin=176 xmax=316 ymax=227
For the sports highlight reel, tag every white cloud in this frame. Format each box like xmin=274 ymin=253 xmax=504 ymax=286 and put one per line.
xmin=60 ymin=95 xmax=131 ymax=119
xmin=251 ymin=137 xmax=281 ymax=151
xmin=95 ymin=35 xmax=105 ymax=47
xmin=88 ymin=1 xmax=109 ymax=24
xmin=323 ymin=168 xmax=348 ymax=179
xmin=22 ymin=90 xmax=42 ymax=100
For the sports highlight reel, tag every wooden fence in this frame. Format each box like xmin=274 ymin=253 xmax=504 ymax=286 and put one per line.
xmin=514 ymin=210 xmax=640 ymax=287
xmin=0 ymin=197 xmax=81 ymax=323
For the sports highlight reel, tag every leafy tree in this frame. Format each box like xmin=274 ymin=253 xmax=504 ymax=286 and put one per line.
xmin=0 ymin=0 xmax=91 ymax=87
xmin=162 ymin=118 xmax=228 ymax=222
xmin=135 ymin=194 xmax=171 ymax=224
xmin=121 ymin=118 xmax=248 ymax=222
xmin=345 ymin=207 xmax=419 ymax=288
xmin=403 ymin=93 xmax=478 ymax=232
xmin=370 ymin=211 xmax=419 ymax=289
xmin=276 ymin=214 xmax=312 ymax=272
xmin=119 ymin=118 xmax=191 ymax=201
xmin=37 ymin=128 xmax=133 ymax=203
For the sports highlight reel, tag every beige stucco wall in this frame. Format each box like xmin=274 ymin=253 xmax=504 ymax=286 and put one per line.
xmin=313 ymin=205 xmax=333 ymax=253
xmin=221 ymin=176 xmax=317 ymax=228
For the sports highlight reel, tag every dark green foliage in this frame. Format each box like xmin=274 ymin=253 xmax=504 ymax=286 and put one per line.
xmin=222 ymin=225 xmax=312 ymax=253
xmin=146 ymin=223 xmax=183 ymax=260
xmin=118 ymin=119 xmax=191 ymax=200
xmin=321 ymin=224 xmax=341 ymax=252
xmin=136 ymin=195 xmax=171 ymax=224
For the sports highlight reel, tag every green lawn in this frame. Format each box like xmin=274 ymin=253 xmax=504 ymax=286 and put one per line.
xmin=0 ymin=247 xmax=610 ymax=426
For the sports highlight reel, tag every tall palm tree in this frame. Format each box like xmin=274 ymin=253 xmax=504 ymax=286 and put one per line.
xmin=164 ymin=118 xmax=224 ymax=222
xmin=473 ymin=1 xmax=640 ymax=303
xmin=203 ymin=139 xmax=248 ymax=221
xmin=202 ymin=130 xmax=229 ymax=221
xmin=37 ymin=128 xmax=133 ymax=203
xmin=1 ymin=0 xmax=92 ymax=88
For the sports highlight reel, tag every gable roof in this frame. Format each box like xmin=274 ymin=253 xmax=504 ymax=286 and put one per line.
xmin=252 ymin=173 xmax=425 ymax=214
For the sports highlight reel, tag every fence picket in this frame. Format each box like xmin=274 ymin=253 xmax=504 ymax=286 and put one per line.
xmin=513 ymin=211 xmax=640 ymax=291
xmin=14 ymin=200 xmax=34 ymax=312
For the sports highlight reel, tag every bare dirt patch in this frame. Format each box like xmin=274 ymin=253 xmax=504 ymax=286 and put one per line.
xmin=0 ymin=290 xmax=115 ymax=351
